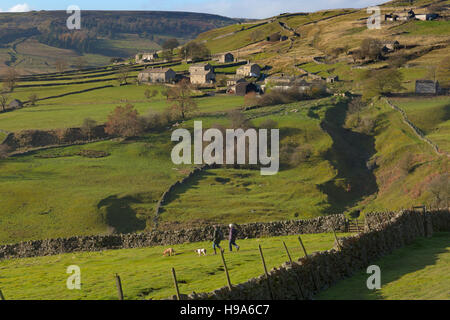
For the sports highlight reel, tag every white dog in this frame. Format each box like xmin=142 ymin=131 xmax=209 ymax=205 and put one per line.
xmin=195 ymin=248 xmax=207 ymax=256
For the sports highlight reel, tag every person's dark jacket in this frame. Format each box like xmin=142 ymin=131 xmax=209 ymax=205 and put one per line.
xmin=229 ymin=227 xmax=238 ymax=241
xmin=213 ymin=228 xmax=223 ymax=243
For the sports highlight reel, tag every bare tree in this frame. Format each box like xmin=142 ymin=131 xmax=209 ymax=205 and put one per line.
xmin=105 ymin=104 xmax=144 ymax=137
xmin=116 ymin=66 xmax=131 ymax=85
xmin=3 ymin=68 xmax=18 ymax=92
xmin=0 ymin=92 xmax=10 ymax=112
xmin=74 ymin=57 xmax=87 ymax=70
xmin=81 ymin=118 xmax=97 ymax=141
xmin=55 ymin=59 xmax=68 ymax=73
xmin=168 ymin=79 xmax=198 ymax=120
xmin=28 ymin=93 xmax=38 ymax=106
xmin=428 ymin=173 xmax=449 ymax=208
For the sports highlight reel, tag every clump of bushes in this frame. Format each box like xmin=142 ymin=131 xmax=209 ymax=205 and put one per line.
xmin=258 ymin=85 xmax=327 ymax=107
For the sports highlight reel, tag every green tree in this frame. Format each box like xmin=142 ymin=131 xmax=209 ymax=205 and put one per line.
xmin=361 ymin=68 xmax=405 ymax=100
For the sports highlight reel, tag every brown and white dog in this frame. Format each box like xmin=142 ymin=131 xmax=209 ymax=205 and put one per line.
xmin=163 ymin=248 xmax=175 ymax=256
xmin=195 ymin=248 xmax=207 ymax=256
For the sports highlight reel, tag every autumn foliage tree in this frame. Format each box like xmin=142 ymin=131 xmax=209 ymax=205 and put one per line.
xmin=105 ymin=104 xmax=144 ymax=137
xmin=168 ymin=79 xmax=198 ymax=120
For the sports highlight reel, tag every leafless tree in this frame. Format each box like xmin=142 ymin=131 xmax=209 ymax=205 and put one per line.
xmin=0 ymin=92 xmax=10 ymax=112
xmin=167 ymin=79 xmax=198 ymax=120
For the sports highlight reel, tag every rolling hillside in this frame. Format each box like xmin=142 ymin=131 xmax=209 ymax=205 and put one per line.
xmin=0 ymin=10 xmax=241 ymax=74
xmin=0 ymin=0 xmax=448 ymax=243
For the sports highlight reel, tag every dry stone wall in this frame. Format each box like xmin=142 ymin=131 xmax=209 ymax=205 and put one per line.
xmin=173 ymin=208 xmax=449 ymax=300
xmin=0 ymin=214 xmax=348 ymax=260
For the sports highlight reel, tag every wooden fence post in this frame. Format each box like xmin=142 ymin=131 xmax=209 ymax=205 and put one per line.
xmin=283 ymin=242 xmax=305 ymax=299
xmin=220 ymin=249 xmax=232 ymax=291
xmin=298 ymin=236 xmax=308 ymax=258
xmin=258 ymin=245 xmax=274 ymax=300
xmin=171 ymin=267 xmax=181 ymax=300
xmin=282 ymin=241 xmax=293 ymax=264
xmin=115 ymin=274 xmax=124 ymax=300
xmin=332 ymin=227 xmax=342 ymax=250
xmin=0 ymin=289 xmax=5 ymax=300
xmin=298 ymin=236 xmax=318 ymax=293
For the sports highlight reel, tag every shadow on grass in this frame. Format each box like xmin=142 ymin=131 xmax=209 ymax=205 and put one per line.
xmin=318 ymin=100 xmax=378 ymax=213
xmin=97 ymin=195 xmax=146 ymax=234
xmin=317 ymin=232 xmax=450 ymax=300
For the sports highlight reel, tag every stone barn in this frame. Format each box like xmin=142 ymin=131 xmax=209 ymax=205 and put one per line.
xmin=236 ymin=63 xmax=261 ymax=78
xmin=235 ymin=82 xmax=258 ymax=96
xmin=415 ymin=80 xmax=440 ymax=95
xmin=138 ymin=67 xmax=176 ymax=83
xmin=326 ymin=75 xmax=339 ymax=83
xmin=219 ymin=53 xmax=234 ymax=63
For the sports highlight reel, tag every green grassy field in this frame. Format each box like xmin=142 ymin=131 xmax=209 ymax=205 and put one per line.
xmin=0 ymin=232 xmax=349 ymax=300
xmin=160 ymin=101 xmax=337 ymax=226
xmin=390 ymin=96 xmax=450 ymax=153
xmin=0 ymin=84 xmax=244 ymax=132
xmin=0 ymin=134 xmax=193 ymax=244
xmin=317 ymin=232 xmax=450 ymax=300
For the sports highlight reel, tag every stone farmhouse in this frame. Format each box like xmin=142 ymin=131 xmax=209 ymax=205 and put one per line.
xmin=189 ymin=63 xmax=216 ymax=85
xmin=218 ymin=53 xmax=234 ymax=63
xmin=136 ymin=53 xmax=159 ymax=63
xmin=415 ymin=80 xmax=440 ymax=95
xmin=138 ymin=67 xmax=176 ymax=83
xmin=236 ymin=63 xmax=261 ymax=78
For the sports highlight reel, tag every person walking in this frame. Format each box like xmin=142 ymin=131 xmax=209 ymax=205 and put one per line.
xmin=212 ymin=225 xmax=224 ymax=255
xmin=228 ymin=223 xmax=240 ymax=252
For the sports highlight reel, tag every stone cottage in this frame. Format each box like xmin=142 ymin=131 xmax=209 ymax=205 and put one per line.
xmin=415 ymin=80 xmax=440 ymax=95
xmin=236 ymin=63 xmax=261 ymax=78
xmin=138 ymin=67 xmax=176 ymax=83
xmin=189 ymin=63 xmax=216 ymax=85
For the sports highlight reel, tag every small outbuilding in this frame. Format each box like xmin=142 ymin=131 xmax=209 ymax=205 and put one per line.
xmin=9 ymin=99 xmax=23 ymax=109
xmin=219 ymin=53 xmax=234 ymax=63
xmin=326 ymin=75 xmax=339 ymax=83
xmin=415 ymin=80 xmax=440 ymax=95
xmin=235 ymin=82 xmax=258 ymax=96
